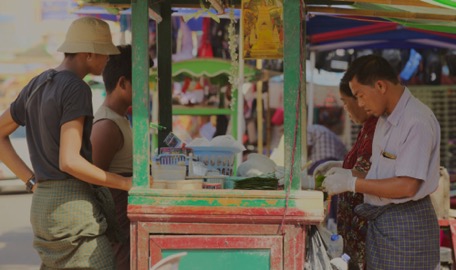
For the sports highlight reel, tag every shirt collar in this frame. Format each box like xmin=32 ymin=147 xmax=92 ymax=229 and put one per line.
xmin=385 ymin=87 xmax=411 ymax=127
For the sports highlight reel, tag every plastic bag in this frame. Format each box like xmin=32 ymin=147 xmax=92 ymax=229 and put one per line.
xmin=305 ymin=225 xmax=332 ymax=270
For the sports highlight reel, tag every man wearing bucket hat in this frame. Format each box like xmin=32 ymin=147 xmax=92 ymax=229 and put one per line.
xmin=0 ymin=17 xmax=131 ymax=269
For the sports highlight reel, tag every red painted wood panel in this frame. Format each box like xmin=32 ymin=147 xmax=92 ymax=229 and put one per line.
xmin=136 ymin=223 xmax=151 ymax=270
xmin=283 ymin=226 xmax=306 ymax=270
xmin=129 ymin=204 xmax=310 ymax=218
xmin=130 ymin=220 xmax=307 ymax=270
xmin=128 ymin=205 xmax=321 ymax=225
xmin=140 ymin=221 xmax=281 ymax=235
xmin=439 ymin=219 xmax=456 ymax=266
xmin=149 ymin=235 xmax=283 ymax=270
xmin=130 ymin=222 xmax=138 ymax=270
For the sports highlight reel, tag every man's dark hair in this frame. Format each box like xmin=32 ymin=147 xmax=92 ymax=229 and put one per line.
xmin=340 ymin=70 xmax=355 ymax=98
xmin=103 ymin=44 xmax=154 ymax=94
xmin=103 ymin=45 xmax=132 ymax=94
xmin=344 ymin=54 xmax=399 ymax=87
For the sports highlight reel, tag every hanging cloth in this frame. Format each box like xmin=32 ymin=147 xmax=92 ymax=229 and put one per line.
xmin=198 ymin=18 xmax=214 ymax=58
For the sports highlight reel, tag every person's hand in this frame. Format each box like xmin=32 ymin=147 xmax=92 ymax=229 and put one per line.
xmin=322 ymin=167 xmax=357 ymax=195
xmin=313 ymin=160 xmax=343 ymax=180
xmin=124 ymin=176 xmax=133 ymax=191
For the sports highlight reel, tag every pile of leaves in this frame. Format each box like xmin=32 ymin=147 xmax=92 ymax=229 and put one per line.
xmin=315 ymin=174 xmax=326 ymax=190
xmin=233 ymin=174 xmax=279 ymax=190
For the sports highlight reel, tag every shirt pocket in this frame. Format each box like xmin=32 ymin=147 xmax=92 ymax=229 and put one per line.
xmin=377 ymin=155 xmax=396 ymax=177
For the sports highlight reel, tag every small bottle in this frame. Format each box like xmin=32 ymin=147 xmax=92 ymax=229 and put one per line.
xmin=327 ymin=218 xmax=337 ymax=234
xmin=330 ymin=253 xmax=350 ymax=270
xmin=187 ymin=153 xmax=193 ymax=177
xmin=327 ymin=234 xmax=343 ymax=259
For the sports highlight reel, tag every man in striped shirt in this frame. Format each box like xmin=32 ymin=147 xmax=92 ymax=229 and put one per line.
xmin=307 ymin=124 xmax=347 ymax=175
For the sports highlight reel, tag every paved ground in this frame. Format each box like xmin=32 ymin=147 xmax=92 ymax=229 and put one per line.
xmin=0 ymin=193 xmax=40 ymax=270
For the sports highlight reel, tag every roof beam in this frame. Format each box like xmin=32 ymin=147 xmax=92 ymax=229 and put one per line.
xmin=306 ymin=6 xmax=456 ymax=22
xmin=81 ymin=0 xmax=242 ymax=8
xmin=319 ymin=0 xmax=441 ymax=8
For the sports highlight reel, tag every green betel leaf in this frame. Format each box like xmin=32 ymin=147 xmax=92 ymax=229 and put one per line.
xmin=315 ymin=175 xmax=326 ymax=190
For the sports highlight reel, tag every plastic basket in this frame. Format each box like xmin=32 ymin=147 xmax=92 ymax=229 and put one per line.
xmin=190 ymin=147 xmax=237 ymax=176
xmin=154 ymin=154 xmax=187 ymax=165
xmin=151 ymin=154 xmax=187 ymax=180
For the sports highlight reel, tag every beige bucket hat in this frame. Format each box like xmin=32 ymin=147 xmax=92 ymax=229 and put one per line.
xmin=57 ymin=17 xmax=120 ymax=55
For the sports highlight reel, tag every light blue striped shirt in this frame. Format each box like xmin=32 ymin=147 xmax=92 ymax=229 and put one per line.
xmin=365 ymin=87 xmax=440 ymax=206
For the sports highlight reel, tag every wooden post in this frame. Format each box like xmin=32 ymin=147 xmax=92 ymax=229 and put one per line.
xmin=256 ymin=60 xmax=264 ymax=155
xmin=283 ymin=0 xmax=304 ymax=190
xmin=131 ymin=0 xmax=150 ymax=188
xmin=157 ymin=1 xmax=173 ymax=149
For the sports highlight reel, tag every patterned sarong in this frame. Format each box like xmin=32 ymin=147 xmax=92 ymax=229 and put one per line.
xmin=355 ymin=196 xmax=439 ymax=270
xmin=31 ymin=179 xmax=115 ymax=269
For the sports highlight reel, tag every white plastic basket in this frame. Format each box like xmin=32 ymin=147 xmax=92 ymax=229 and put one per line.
xmin=190 ymin=146 xmax=237 ymax=176
xmin=154 ymin=154 xmax=187 ymax=166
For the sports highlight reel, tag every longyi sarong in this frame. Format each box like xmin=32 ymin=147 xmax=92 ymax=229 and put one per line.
xmin=31 ymin=179 xmax=115 ymax=270
xmin=355 ymin=196 xmax=439 ymax=270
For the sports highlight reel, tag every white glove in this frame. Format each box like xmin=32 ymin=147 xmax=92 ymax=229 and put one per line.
xmin=322 ymin=167 xmax=357 ymax=195
xmin=312 ymin=160 xmax=343 ymax=179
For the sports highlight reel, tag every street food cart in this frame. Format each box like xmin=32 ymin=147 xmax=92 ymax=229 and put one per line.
xmin=124 ymin=1 xmax=324 ymax=269
xmin=124 ymin=1 xmax=323 ymax=270
xmin=82 ymin=0 xmax=456 ymax=269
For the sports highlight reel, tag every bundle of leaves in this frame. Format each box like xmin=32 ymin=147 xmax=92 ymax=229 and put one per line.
xmin=315 ymin=174 xmax=326 ymax=190
xmin=233 ymin=174 xmax=279 ymax=190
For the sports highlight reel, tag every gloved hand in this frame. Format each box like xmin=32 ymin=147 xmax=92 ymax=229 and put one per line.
xmin=312 ymin=160 xmax=343 ymax=180
xmin=322 ymin=167 xmax=357 ymax=195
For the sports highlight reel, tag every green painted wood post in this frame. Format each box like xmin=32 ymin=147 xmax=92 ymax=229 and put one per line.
xmin=131 ymin=0 xmax=150 ymax=188
xmin=300 ymin=7 xmax=308 ymax=183
xmin=283 ymin=0 xmax=305 ymax=191
xmin=157 ymin=1 xmax=173 ymax=149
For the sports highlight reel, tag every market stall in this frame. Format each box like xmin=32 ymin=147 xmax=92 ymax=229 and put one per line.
xmin=125 ymin=1 xmax=323 ymax=269
xmin=80 ymin=0 xmax=456 ymax=269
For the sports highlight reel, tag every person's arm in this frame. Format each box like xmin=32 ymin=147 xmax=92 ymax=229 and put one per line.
xmin=90 ymin=119 xmax=123 ymax=171
xmin=59 ymin=116 xmax=131 ymax=191
xmin=323 ymin=168 xmax=421 ymax=198
xmin=352 ymin=169 xmax=368 ymax=179
xmin=0 ymin=108 xmax=34 ymax=182
xmin=355 ymin=176 xmax=422 ymax=199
